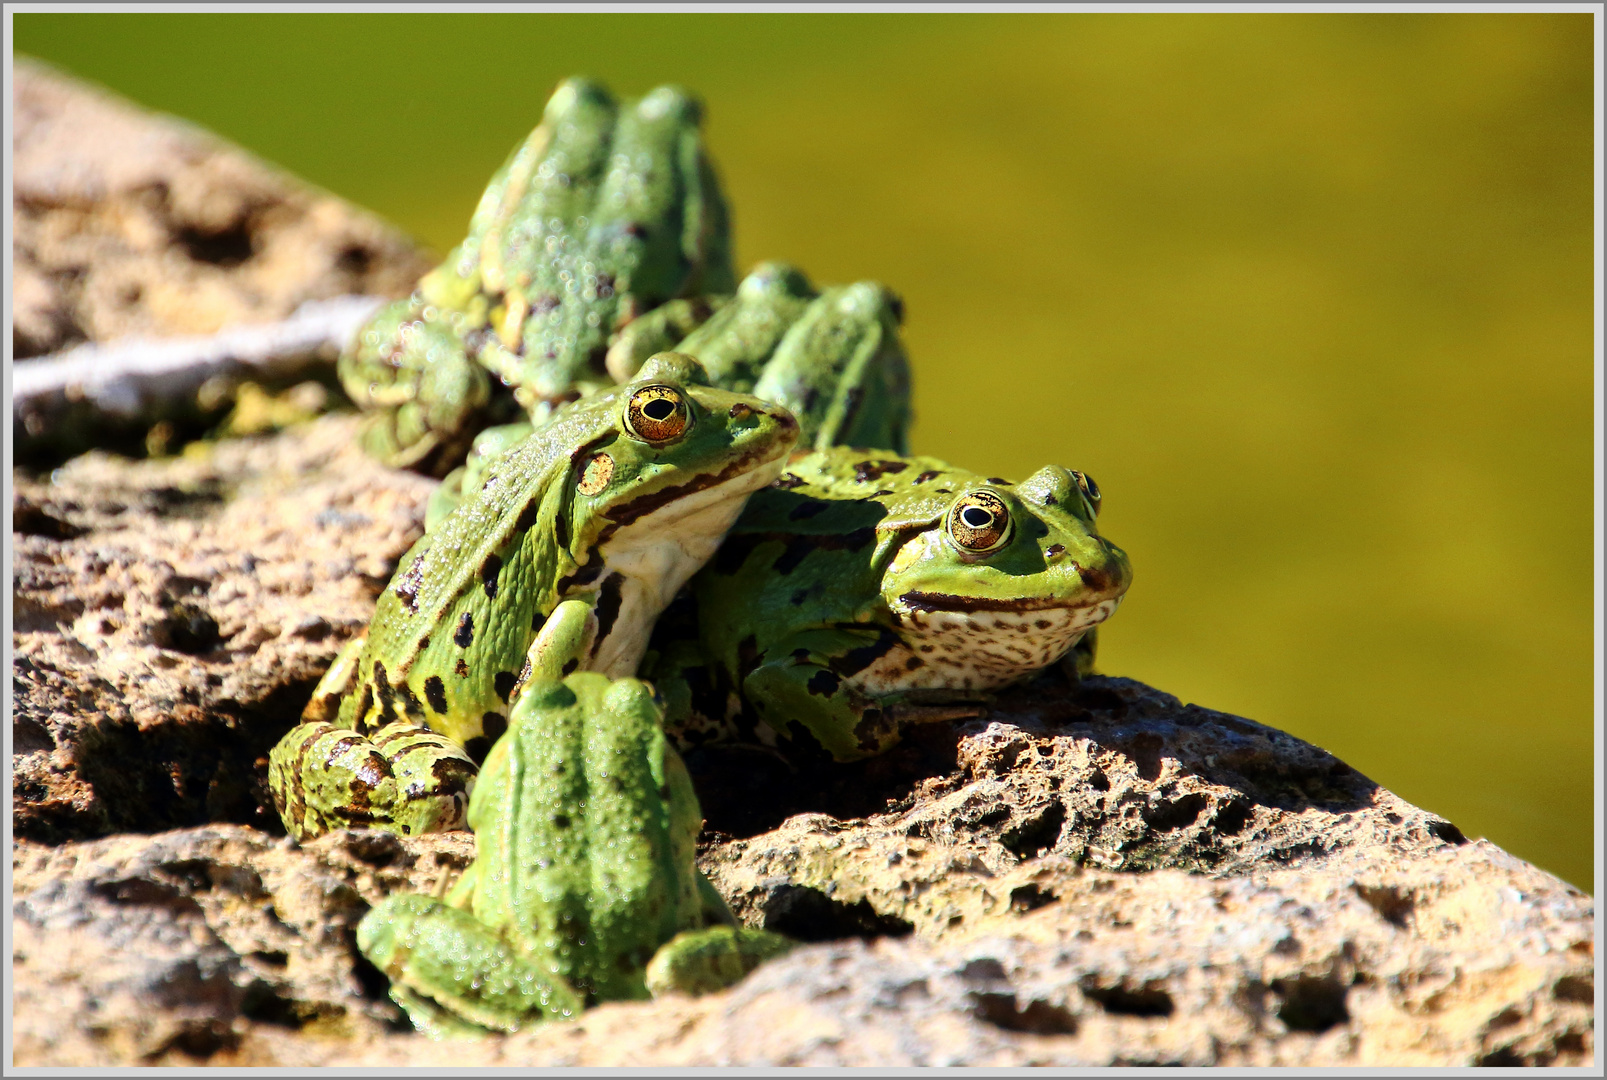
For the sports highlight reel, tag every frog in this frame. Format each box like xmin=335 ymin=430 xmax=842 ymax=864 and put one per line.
xmin=357 ymin=662 xmax=795 ymax=1036
xmin=268 ymin=353 xmax=799 ymax=841
xmin=421 ymin=260 xmax=912 ymax=534
xmin=645 ymin=446 xmax=1134 ymax=761
xmin=340 ymin=77 xmax=736 ymax=476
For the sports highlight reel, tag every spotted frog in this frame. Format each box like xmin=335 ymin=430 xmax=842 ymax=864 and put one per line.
xmin=646 ymin=447 xmax=1133 ymax=760
xmin=269 ymin=354 xmax=798 ymax=840
xmin=358 ymin=666 xmax=794 ymax=1036
xmin=340 ymin=78 xmax=735 ymax=475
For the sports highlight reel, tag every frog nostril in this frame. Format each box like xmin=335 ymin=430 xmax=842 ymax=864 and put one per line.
xmin=728 ymin=403 xmax=753 ymax=420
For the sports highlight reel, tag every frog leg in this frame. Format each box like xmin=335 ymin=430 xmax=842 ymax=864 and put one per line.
xmin=743 ymin=627 xmax=985 ymax=761
xmin=517 ymin=598 xmax=599 ymax=691
xmin=357 ymin=892 xmax=583 ymax=1034
xmin=643 ymin=924 xmax=796 ymax=999
xmin=267 ymin=719 xmax=476 ymax=842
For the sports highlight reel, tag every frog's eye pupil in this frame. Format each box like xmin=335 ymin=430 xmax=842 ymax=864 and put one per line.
xmin=625 ymin=385 xmax=691 ymax=443
xmin=962 ymin=507 xmax=993 ymax=529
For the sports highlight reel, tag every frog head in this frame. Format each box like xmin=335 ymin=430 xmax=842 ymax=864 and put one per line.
xmin=562 ymin=352 xmax=801 ymax=674
xmin=878 ymin=464 xmax=1133 ymax=688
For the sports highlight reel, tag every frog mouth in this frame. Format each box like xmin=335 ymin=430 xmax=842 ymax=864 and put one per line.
xmin=895 ymin=591 xmax=1123 ymax=616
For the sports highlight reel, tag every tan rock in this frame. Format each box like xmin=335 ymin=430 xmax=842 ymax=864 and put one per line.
xmin=12 ymin=56 xmax=431 ymax=359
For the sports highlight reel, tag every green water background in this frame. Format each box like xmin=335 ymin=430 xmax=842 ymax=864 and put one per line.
xmin=14 ymin=12 xmax=1596 ymax=889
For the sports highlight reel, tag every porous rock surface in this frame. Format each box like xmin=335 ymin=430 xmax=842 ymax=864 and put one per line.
xmin=12 ymin=56 xmax=430 ymax=360
xmin=9 ymin=416 xmax=1596 ymax=1067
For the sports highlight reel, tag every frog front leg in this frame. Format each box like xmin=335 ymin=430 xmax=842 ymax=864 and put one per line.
xmin=743 ymin=627 xmax=983 ymax=761
xmin=358 ymin=892 xmax=583 ymax=1035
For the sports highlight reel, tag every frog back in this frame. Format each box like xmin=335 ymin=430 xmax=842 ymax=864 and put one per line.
xmin=342 ymin=406 xmax=599 ymax=754
xmin=466 ymin=675 xmax=706 ymax=1003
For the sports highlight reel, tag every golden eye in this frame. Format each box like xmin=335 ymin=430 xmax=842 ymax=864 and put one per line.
xmin=624 ymin=384 xmax=691 ymax=443
xmin=1070 ymin=470 xmax=1101 ymax=517
xmin=947 ymin=490 xmax=1011 ymax=553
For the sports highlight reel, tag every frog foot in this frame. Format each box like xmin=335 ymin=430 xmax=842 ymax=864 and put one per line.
xmin=267 ymin=720 xmax=477 ymax=842
xmin=643 ymin=925 xmax=797 ymax=999
xmin=358 ymin=892 xmax=584 ymax=1036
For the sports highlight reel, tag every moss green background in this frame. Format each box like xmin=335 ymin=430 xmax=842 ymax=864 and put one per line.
xmin=14 ymin=12 xmax=1596 ymax=889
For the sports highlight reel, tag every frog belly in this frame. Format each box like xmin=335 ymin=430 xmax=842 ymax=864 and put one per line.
xmin=857 ymin=597 xmax=1122 ymax=693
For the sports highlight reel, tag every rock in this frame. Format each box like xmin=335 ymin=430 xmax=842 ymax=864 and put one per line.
xmin=12 ymin=57 xmax=431 ymax=359
xmin=9 ymin=424 xmax=1594 ymax=1064
xmin=12 ymin=415 xmax=434 ymax=842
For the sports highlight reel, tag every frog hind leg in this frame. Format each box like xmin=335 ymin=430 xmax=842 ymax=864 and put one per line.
xmin=740 ymin=627 xmax=911 ymax=761
xmin=267 ymin=720 xmax=476 ymax=842
xmin=358 ymin=892 xmax=584 ymax=1034
xmin=643 ymin=924 xmax=796 ymax=999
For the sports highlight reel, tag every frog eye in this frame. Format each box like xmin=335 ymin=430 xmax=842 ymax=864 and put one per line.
xmin=624 ymin=385 xmax=692 ymax=443
xmin=947 ymin=491 xmax=1011 ymax=554
xmin=1070 ymin=471 xmax=1101 ymax=517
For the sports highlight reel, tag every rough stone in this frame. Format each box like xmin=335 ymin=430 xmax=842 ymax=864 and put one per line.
xmin=12 ymin=56 xmax=431 ymax=359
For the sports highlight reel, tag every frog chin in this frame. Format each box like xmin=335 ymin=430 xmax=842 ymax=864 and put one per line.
xmin=587 ymin=454 xmax=790 ymax=678
xmin=860 ymin=594 xmax=1124 ymax=694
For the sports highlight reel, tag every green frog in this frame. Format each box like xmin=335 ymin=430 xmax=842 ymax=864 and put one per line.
xmin=357 ymin=666 xmax=794 ymax=1036
xmin=646 ymin=447 xmax=1134 ymax=761
xmin=341 ymin=78 xmax=735 ymax=475
xmin=422 ymin=260 xmax=911 ymax=533
xmin=269 ymin=353 xmax=799 ymax=840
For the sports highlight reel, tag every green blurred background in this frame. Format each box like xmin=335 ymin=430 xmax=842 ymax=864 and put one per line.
xmin=14 ymin=13 xmax=1596 ymax=888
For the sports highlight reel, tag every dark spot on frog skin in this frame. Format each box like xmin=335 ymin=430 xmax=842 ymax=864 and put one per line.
xmin=713 ymin=532 xmax=768 ymax=575
xmin=1045 ymin=543 xmax=1066 ymax=559
xmin=789 ymin=500 xmax=830 ymax=521
xmin=557 ymin=559 xmax=604 ymax=594
xmin=871 ymin=489 xmax=893 ymax=497
xmin=532 ymin=609 xmax=547 ymax=633
xmin=423 ymin=676 xmax=449 ymax=714
xmin=791 ymin=647 xmax=812 ymax=662
xmin=481 ymin=712 xmax=508 ymax=748
xmin=418 ymin=635 xmax=430 ymax=651
xmin=774 ymin=528 xmax=876 ymax=575
xmin=516 ymin=498 xmax=542 ymax=532
xmin=988 ymin=478 xmax=1012 ymax=485
xmin=553 ymin=813 xmax=571 ymax=829
xmin=593 ymin=575 xmax=624 ymax=644
xmin=399 ymin=684 xmax=425 ymax=719
xmin=830 ymin=630 xmax=898 ymax=676
xmin=905 ymin=655 xmax=925 ymax=671
xmin=771 ymin=474 xmax=807 ymax=490
xmin=1076 ymin=563 xmax=1117 ymax=592
xmin=431 ymin=754 xmax=475 ymax=789
xmin=494 ymin=671 xmax=518 ymax=703
xmin=462 ymin=736 xmax=490 ymax=764
xmin=372 ymin=662 xmax=398 ymax=722
xmin=532 ymin=294 xmax=561 ymax=315
xmin=480 ymin=554 xmax=503 ymax=599
xmin=913 ymin=470 xmax=942 ymax=484
xmin=1036 ymin=619 xmax=1053 ymax=630
xmin=561 ymin=658 xmax=579 ymax=676
xmin=455 ymin=658 xmax=470 ymax=678
xmin=854 ymin=708 xmax=896 ymax=752
xmin=453 ymin=612 xmax=474 ymax=649
xmin=737 ymin=636 xmax=762 ymax=678
xmin=853 ymin=459 xmax=908 ymax=484
xmin=790 ymin=588 xmax=810 ymax=606
xmin=393 ymin=553 xmax=427 ymax=611
xmin=807 ymin=669 xmax=841 ymax=697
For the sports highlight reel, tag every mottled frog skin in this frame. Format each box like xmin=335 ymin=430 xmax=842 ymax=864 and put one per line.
xmin=341 ymin=78 xmax=735 ymax=475
xmin=357 ymin=667 xmax=793 ymax=1036
xmin=422 ymin=261 xmax=912 ymax=533
xmin=647 ymin=447 xmax=1133 ymax=760
xmin=269 ymin=354 xmax=798 ymax=839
